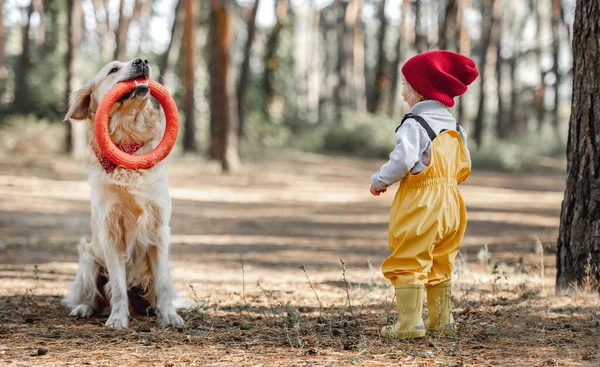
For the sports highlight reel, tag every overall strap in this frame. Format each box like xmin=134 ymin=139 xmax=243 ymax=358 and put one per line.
xmin=440 ymin=122 xmax=462 ymax=134
xmin=396 ymin=113 xmax=437 ymax=141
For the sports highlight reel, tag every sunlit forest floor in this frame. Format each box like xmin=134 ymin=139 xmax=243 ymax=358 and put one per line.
xmin=0 ymin=153 xmax=598 ymax=366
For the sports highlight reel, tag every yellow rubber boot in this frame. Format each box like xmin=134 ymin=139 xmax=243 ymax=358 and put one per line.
xmin=381 ymin=284 xmax=426 ymax=339
xmin=427 ymin=282 xmax=456 ymax=334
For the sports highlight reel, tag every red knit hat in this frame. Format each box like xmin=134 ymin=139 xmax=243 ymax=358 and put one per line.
xmin=401 ymin=50 xmax=479 ymax=107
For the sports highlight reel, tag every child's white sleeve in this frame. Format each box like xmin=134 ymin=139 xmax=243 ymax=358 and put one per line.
xmin=371 ymin=121 xmax=429 ymax=190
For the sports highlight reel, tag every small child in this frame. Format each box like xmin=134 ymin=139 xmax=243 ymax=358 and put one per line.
xmin=370 ymin=50 xmax=478 ymax=339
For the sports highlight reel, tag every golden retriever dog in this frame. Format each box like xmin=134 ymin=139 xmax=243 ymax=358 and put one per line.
xmin=62 ymin=58 xmax=184 ymax=329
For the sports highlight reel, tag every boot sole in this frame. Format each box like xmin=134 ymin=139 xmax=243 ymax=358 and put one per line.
xmin=397 ymin=330 xmax=427 ymax=339
xmin=427 ymin=323 xmax=456 ymax=335
xmin=381 ymin=326 xmax=427 ymax=339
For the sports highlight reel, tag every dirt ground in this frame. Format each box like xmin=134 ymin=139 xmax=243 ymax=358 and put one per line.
xmin=0 ymin=152 xmax=598 ymax=367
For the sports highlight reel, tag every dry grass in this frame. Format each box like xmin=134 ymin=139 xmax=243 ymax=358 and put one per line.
xmin=568 ymin=256 xmax=600 ymax=296
xmin=0 ymin=153 xmax=598 ymax=366
xmin=0 ymin=264 xmax=598 ymax=367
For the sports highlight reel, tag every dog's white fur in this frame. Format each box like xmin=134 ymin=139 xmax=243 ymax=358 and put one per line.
xmin=62 ymin=59 xmax=183 ymax=329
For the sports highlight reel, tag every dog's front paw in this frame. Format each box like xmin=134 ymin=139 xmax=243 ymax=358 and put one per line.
xmin=69 ymin=304 xmax=94 ymax=318
xmin=158 ymin=311 xmax=184 ymax=327
xmin=105 ymin=311 xmax=129 ymax=329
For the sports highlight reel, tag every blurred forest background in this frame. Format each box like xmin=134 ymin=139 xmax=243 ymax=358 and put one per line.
xmin=0 ymin=0 xmax=575 ymax=171
xmin=2 ymin=2 xmax=600 ymax=365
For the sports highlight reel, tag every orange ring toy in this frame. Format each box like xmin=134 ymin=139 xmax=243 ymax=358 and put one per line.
xmin=94 ymin=79 xmax=179 ymax=170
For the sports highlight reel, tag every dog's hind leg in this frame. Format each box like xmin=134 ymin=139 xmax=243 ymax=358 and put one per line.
xmin=148 ymin=227 xmax=184 ymax=326
xmin=62 ymin=239 xmax=99 ymax=318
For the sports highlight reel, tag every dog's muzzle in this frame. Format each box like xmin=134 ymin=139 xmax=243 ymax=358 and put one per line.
xmin=116 ymin=58 xmax=152 ymax=102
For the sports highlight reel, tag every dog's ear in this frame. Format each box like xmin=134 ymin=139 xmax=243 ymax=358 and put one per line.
xmin=65 ymin=81 xmax=93 ymax=121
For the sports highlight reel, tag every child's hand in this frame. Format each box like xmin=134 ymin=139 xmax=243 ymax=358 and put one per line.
xmin=370 ymin=184 xmax=387 ymax=196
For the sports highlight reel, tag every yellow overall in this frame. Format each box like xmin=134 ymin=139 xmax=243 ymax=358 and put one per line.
xmin=382 ymin=129 xmax=471 ymax=287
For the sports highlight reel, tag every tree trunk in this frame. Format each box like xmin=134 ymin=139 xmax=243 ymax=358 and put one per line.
xmin=534 ymin=0 xmax=546 ymax=131
xmin=13 ymin=2 xmax=34 ymax=113
xmin=307 ymin=5 xmax=321 ymax=121
xmin=65 ymin=0 xmax=85 ymax=158
xmin=342 ymin=0 xmax=356 ymax=110
xmin=92 ymin=0 xmax=113 ymax=60
xmin=295 ymin=4 xmax=314 ymax=114
xmin=428 ymin=0 xmax=437 ymax=50
xmin=351 ymin=0 xmax=366 ymax=113
xmin=496 ymin=0 xmax=513 ymax=140
xmin=556 ymin=0 xmax=600 ymax=293
xmin=133 ymin=0 xmax=153 ymax=56
xmin=370 ymin=0 xmax=387 ymax=114
xmin=473 ymin=0 xmax=502 ymax=149
xmin=159 ymin=0 xmax=183 ymax=93
xmin=333 ymin=0 xmax=348 ymax=121
xmin=495 ymin=25 xmax=504 ymax=138
xmin=439 ymin=0 xmax=458 ymax=51
xmin=318 ymin=6 xmax=335 ymax=121
xmin=33 ymin=0 xmax=45 ymax=47
xmin=550 ymin=0 xmax=561 ymax=136
xmin=414 ymin=0 xmax=427 ymax=53
xmin=182 ymin=0 xmax=197 ymax=153
xmin=559 ymin=0 xmax=572 ymax=45
xmin=114 ymin=0 xmax=144 ymax=61
xmin=115 ymin=0 xmax=129 ymax=60
xmin=209 ymin=0 xmax=240 ymax=172
xmin=455 ymin=0 xmax=471 ymax=126
xmin=507 ymin=0 xmax=528 ymax=138
xmin=388 ymin=0 xmax=411 ymax=118
xmin=237 ymin=0 xmax=260 ymax=137
xmin=507 ymin=53 xmax=519 ymax=136
xmin=456 ymin=0 xmax=471 ymax=54
xmin=473 ymin=0 xmax=492 ymax=148
xmin=263 ymin=0 xmax=288 ymax=122
xmin=0 ymin=0 xmax=6 ymax=77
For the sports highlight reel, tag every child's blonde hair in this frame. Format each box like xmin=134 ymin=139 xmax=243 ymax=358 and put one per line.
xmin=402 ymin=75 xmax=425 ymax=103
